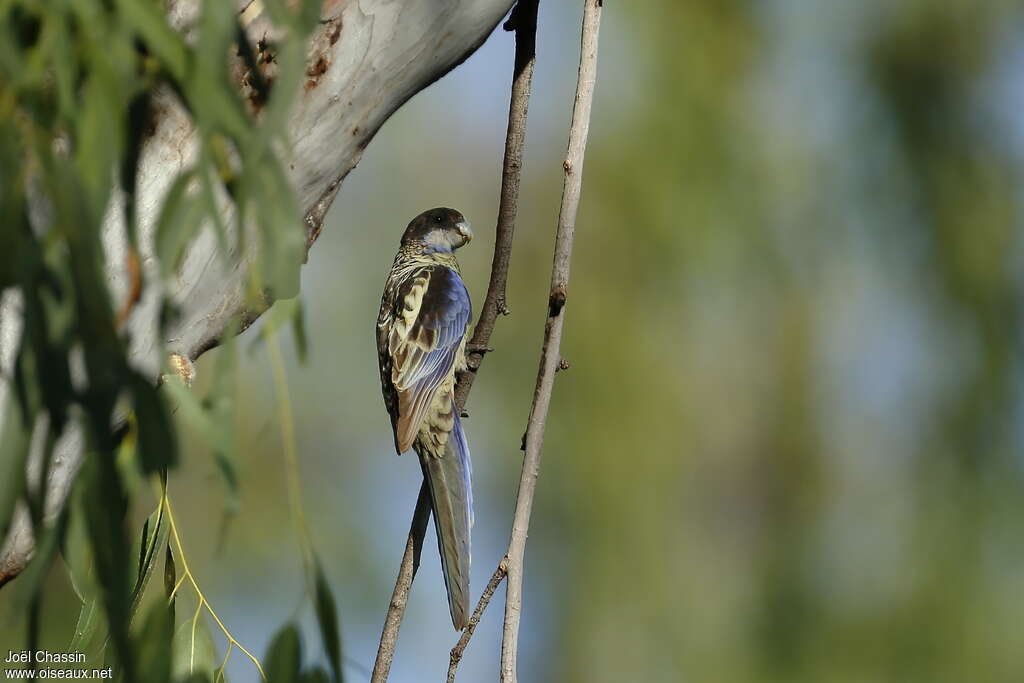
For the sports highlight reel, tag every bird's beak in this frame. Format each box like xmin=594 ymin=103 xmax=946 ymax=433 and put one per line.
xmin=456 ymin=220 xmax=473 ymax=243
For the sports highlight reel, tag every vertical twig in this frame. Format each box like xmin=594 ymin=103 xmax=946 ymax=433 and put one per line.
xmin=370 ymin=2 xmax=541 ymax=678
xmin=500 ymin=1 xmax=602 ymax=681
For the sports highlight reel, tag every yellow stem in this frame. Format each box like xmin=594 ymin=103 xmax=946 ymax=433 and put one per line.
xmin=189 ymin=597 xmax=203 ymax=673
xmin=169 ymin=572 xmax=187 ymax=603
xmin=163 ymin=489 xmax=267 ymax=681
xmin=216 ymin=641 xmax=234 ymax=683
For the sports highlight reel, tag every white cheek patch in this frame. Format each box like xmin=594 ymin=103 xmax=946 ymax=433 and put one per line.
xmin=424 ymin=229 xmax=452 ymax=253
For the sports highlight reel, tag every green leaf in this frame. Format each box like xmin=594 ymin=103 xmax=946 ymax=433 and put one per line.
xmin=179 ymin=674 xmax=214 ymax=683
xmin=136 ymin=601 xmax=174 ymax=683
xmin=259 ymin=0 xmax=299 ymax=33
xmin=265 ymin=624 xmax=302 ymax=683
xmin=129 ymin=502 xmax=169 ymax=622
xmin=162 ymin=375 xmax=212 ymax=440
xmin=257 ymin=0 xmax=320 ymax=36
xmin=138 ymin=516 xmax=152 ymax=579
xmin=161 ymin=374 xmax=238 ymax=521
xmin=259 ymin=37 xmax=303 ymax=139
xmin=81 ymin=452 xmax=135 ymax=680
xmin=250 ymin=298 xmax=301 ymax=353
xmin=189 ymin=0 xmax=250 ymax=143
xmin=292 ymin=300 xmax=308 ymax=364
xmin=253 ymin=163 xmax=304 ymax=299
xmin=50 ymin=10 xmax=77 ymax=122
xmin=0 ymin=387 xmax=31 ymax=543
xmin=69 ymin=596 xmax=103 ymax=655
xmin=154 ymin=171 xmax=207 ymax=277
xmin=74 ymin=67 xmax=122 ymax=224
xmin=131 ymin=372 xmax=177 ymax=474
xmin=207 ymin=341 xmax=241 ymax=529
xmin=164 ymin=542 xmax=177 ymax=623
xmin=313 ymin=562 xmax=344 ymax=683
xmin=301 ymin=668 xmax=331 ymax=683
xmin=248 ymin=0 xmax=316 ymax=148
xmin=198 ymin=147 xmax=233 ymax=254
xmin=65 ymin=490 xmax=105 ymax=654
xmin=116 ymin=0 xmax=189 ymax=81
xmin=0 ymin=125 xmax=27 ymax=290
xmin=172 ymin=612 xmax=217 ymax=680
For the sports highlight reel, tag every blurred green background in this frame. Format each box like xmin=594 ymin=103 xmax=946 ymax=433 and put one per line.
xmin=4 ymin=1 xmax=1024 ymax=681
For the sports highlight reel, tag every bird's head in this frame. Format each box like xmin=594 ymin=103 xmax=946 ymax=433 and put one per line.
xmin=401 ymin=207 xmax=473 ymax=254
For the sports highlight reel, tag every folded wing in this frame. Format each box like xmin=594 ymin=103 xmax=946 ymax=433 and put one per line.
xmin=387 ymin=266 xmax=471 ymax=452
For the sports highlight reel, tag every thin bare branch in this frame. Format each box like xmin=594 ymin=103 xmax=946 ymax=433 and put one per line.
xmin=500 ymin=1 xmax=602 ymax=680
xmin=454 ymin=0 xmax=540 ymax=410
xmin=447 ymin=556 xmax=509 ymax=683
xmin=370 ymin=1 xmax=541 ymax=679
xmin=369 ymin=484 xmax=431 ymax=683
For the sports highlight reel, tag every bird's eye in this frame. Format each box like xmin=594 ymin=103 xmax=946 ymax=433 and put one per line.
xmin=434 ymin=214 xmax=443 ymax=224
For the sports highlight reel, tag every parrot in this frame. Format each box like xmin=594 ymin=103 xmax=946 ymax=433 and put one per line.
xmin=376 ymin=207 xmax=475 ymax=630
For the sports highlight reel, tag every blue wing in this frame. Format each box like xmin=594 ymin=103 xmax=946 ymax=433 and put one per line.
xmin=388 ymin=266 xmax=471 ymax=452
xmin=422 ymin=398 xmax=474 ymax=628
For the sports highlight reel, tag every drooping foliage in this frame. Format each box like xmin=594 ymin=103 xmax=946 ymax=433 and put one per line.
xmin=0 ymin=2 xmax=340 ymax=681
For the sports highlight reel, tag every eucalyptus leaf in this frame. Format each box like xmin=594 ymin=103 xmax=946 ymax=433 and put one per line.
xmin=190 ymin=0 xmax=250 ymax=143
xmin=265 ymin=624 xmax=302 ymax=683
xmin=254 ymin=163 xmax=304 ymax=299
xmin=65 ymin=487 xmax=105 ymax=654
xmin=164 ymin=543 xmax=177 ymax=623
xmin=115 ymin=0 xmax=188 ymax=81
xmin=172 ymin=612 xmax=217 ymax=680
xmin=0 ymin=388 xmax=31 ymax=543
xmin=129 ymin=502 xmax=169 ymax=623
xmin=178 ymin=674 xmax=214 ymax=683
xmin=69 ymin=596 xmax=104 ymax=655
xmin=162 ymin=375 xmax=218 ymax=444
xmin=82 ymin=453 xmax=135 ymax=680
xmin=198 ymin=156 xmax=233 ymax=254
xmin=313 ymin=561 xmax=344 ymax=683
xmin=74 ymin=67 xmax=123 ymax=223
xmin=131 ymin=371 xmax=178 ymax=474
xmin=162 ymin=374 xmax=239 ymax=515
xmin=291 ymin=300 xmax=308 ymax=364
xmin=136 ymin=601 xmax=174 ymax=683
xmin=250 ymin=298 xmax=301 ymax=354
xmin=301 ymin=668 xmax=331 ymax=683
xmin=154 ymin=171 xmax=207 ymax=277
xmin=50 ymin=10 xmax=76 ymax=121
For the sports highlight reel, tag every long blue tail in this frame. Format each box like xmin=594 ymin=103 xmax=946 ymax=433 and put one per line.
xmin=419 ymin=400 xmax=473 ymax=629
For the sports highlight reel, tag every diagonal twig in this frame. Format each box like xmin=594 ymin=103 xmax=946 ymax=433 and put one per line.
xmin=369 ymin=1 xmax=541 ymax=680
xmin=453 ymin=0 xmax=540 ymax=411
xmin=447 ymin=556 xmax=509 ymax=682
